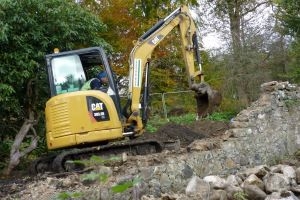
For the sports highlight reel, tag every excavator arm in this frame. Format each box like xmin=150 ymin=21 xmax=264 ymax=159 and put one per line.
xmin=126 ymin=5 xmax=221 ymax=134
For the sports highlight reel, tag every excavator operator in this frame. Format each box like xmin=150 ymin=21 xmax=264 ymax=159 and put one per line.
xmin=81 ymin=71 xmax=108 ymax=91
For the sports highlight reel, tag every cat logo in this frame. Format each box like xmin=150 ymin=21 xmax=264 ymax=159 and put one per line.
xmin=86 ymin=96 xmax=109 ymax=122
xmin=149 ymin=34 xmax=163 ymax=45
xmin=91 ymin=103 xmax=104 ymax=111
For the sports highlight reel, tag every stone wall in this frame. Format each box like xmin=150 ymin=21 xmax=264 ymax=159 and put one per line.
xmin=222 ymin=81 xmax=300 ymax=171
xmin=142 ymin=81 xmax=300 ymax=195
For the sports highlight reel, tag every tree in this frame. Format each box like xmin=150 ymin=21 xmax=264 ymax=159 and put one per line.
xmin=80 ymin=0 xmax=205 ymax=93
xmin=274 ymin=0 xmax=300 ymax=38
xmin=0 ymin=0 xmax=109 ymax=131
xmin=0 ymin=0 xmax=109 ymax=173
xmin=135 ymin=0 xmax=198 ymax=18
xmin=205 ymin=0 xmax=271 ymax=57
xmin=196 ymin=0 xmax=276 ymax=108
xmin=87 ymin=0 xmax=141 ymax=76
xmin=274 ymin=0 xmax=300 ymax=83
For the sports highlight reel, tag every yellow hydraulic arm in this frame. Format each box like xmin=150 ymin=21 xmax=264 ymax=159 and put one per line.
xmin=127 ymin=5 xmax=204 ymax=133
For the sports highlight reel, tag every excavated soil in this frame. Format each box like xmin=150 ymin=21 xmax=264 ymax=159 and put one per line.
xmin=142 ymin=120 xmax=230 ymax=147
xmin=114 ymin=119 xmax=230 ymax=174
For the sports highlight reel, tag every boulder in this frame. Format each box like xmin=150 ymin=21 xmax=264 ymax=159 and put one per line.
xmin=263 ymin=173 xmax=290 ymax=193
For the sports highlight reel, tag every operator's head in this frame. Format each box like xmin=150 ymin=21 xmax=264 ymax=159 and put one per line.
xmin=97 ymin=71 xmax=108 ymax=84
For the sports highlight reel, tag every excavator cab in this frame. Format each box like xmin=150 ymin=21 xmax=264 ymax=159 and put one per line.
xmin=45 ymin=47 xmax=125 ymax=150
xmin=47 ymin=47 xmax=116 ymax=97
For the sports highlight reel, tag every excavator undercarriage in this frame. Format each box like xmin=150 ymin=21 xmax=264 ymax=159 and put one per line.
xmin=31 ymin=139 xmax=180 ymax=174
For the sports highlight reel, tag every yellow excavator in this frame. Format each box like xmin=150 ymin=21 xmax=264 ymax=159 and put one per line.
xmin=32 ymin=5 xmax=221 ymax=173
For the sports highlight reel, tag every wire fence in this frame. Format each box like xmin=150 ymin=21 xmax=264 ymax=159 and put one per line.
xmin=149 ymin=90 xmax=196 ymax=119
xmin=121 ymin=90 xmax=197 ymax=120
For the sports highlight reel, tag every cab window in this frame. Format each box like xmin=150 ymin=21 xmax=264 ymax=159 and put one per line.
xmin=51 ymin=55 xmax=86 ymax=94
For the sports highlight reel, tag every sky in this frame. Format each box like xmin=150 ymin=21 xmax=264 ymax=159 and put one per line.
xmin=202 ymin=32 xmax=222 ymax=49
xmin=193 ymin=2 xmax=274 ymax=52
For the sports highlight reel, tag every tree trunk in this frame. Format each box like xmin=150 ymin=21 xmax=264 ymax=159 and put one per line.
xmin=227 ymin=0 xmax=243 ymax=60
xmin=4 ymin=78 xmax=39 ymax=176
xmin=4 ymin=116 xmax=38 ymax=176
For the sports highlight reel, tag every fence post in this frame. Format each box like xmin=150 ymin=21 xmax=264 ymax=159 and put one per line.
xmin=161 ymin=92 xmax=168 ymax=120
xmin=149 ymin=90 xmax=194 ymax=120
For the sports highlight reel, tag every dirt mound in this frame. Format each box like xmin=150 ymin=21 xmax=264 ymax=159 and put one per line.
xmin=188 ymin=120 xmax=230 ymax=138
xmin=143 ymin=120 xmax=229 ymax=147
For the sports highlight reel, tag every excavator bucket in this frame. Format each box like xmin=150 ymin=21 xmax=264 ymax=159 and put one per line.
xmin=191 ymin=82 xmax=222 ymax=118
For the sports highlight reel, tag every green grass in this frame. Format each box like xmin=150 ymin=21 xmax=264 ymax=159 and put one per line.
xmin=205 ymin=112 xmax=236 ymax=122
xmin=145 ymin=113 xmax=197 ymax=133
xmin=169 ymin=113 xmax=197 ymax=124
xmin=145 ymin=115 xmax=169 ymax=132
xmin=233 ymin=191 xmax=248 ymax=200
xmin=284 ymin=99 xmax=300 ymax=110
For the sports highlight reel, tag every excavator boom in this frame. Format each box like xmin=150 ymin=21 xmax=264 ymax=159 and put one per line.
xmin=127 ymin=5 xmax=221 ymax=129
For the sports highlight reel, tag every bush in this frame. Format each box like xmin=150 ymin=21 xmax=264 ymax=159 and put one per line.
xmin=0 ymin=139 xmax=13 ymax=170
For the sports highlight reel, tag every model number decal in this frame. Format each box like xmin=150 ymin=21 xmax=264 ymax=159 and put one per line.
xmin=86 ymin=96 xmax=110 ymax=122
xmin=149 ymin=34 xmax=164 ymax=45
xmin=133 ymin=59 xmax=142 ymax=88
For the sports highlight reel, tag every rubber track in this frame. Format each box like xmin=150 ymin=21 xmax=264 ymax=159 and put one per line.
xmin=32 ymin=139 xmax=173 ymax=174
